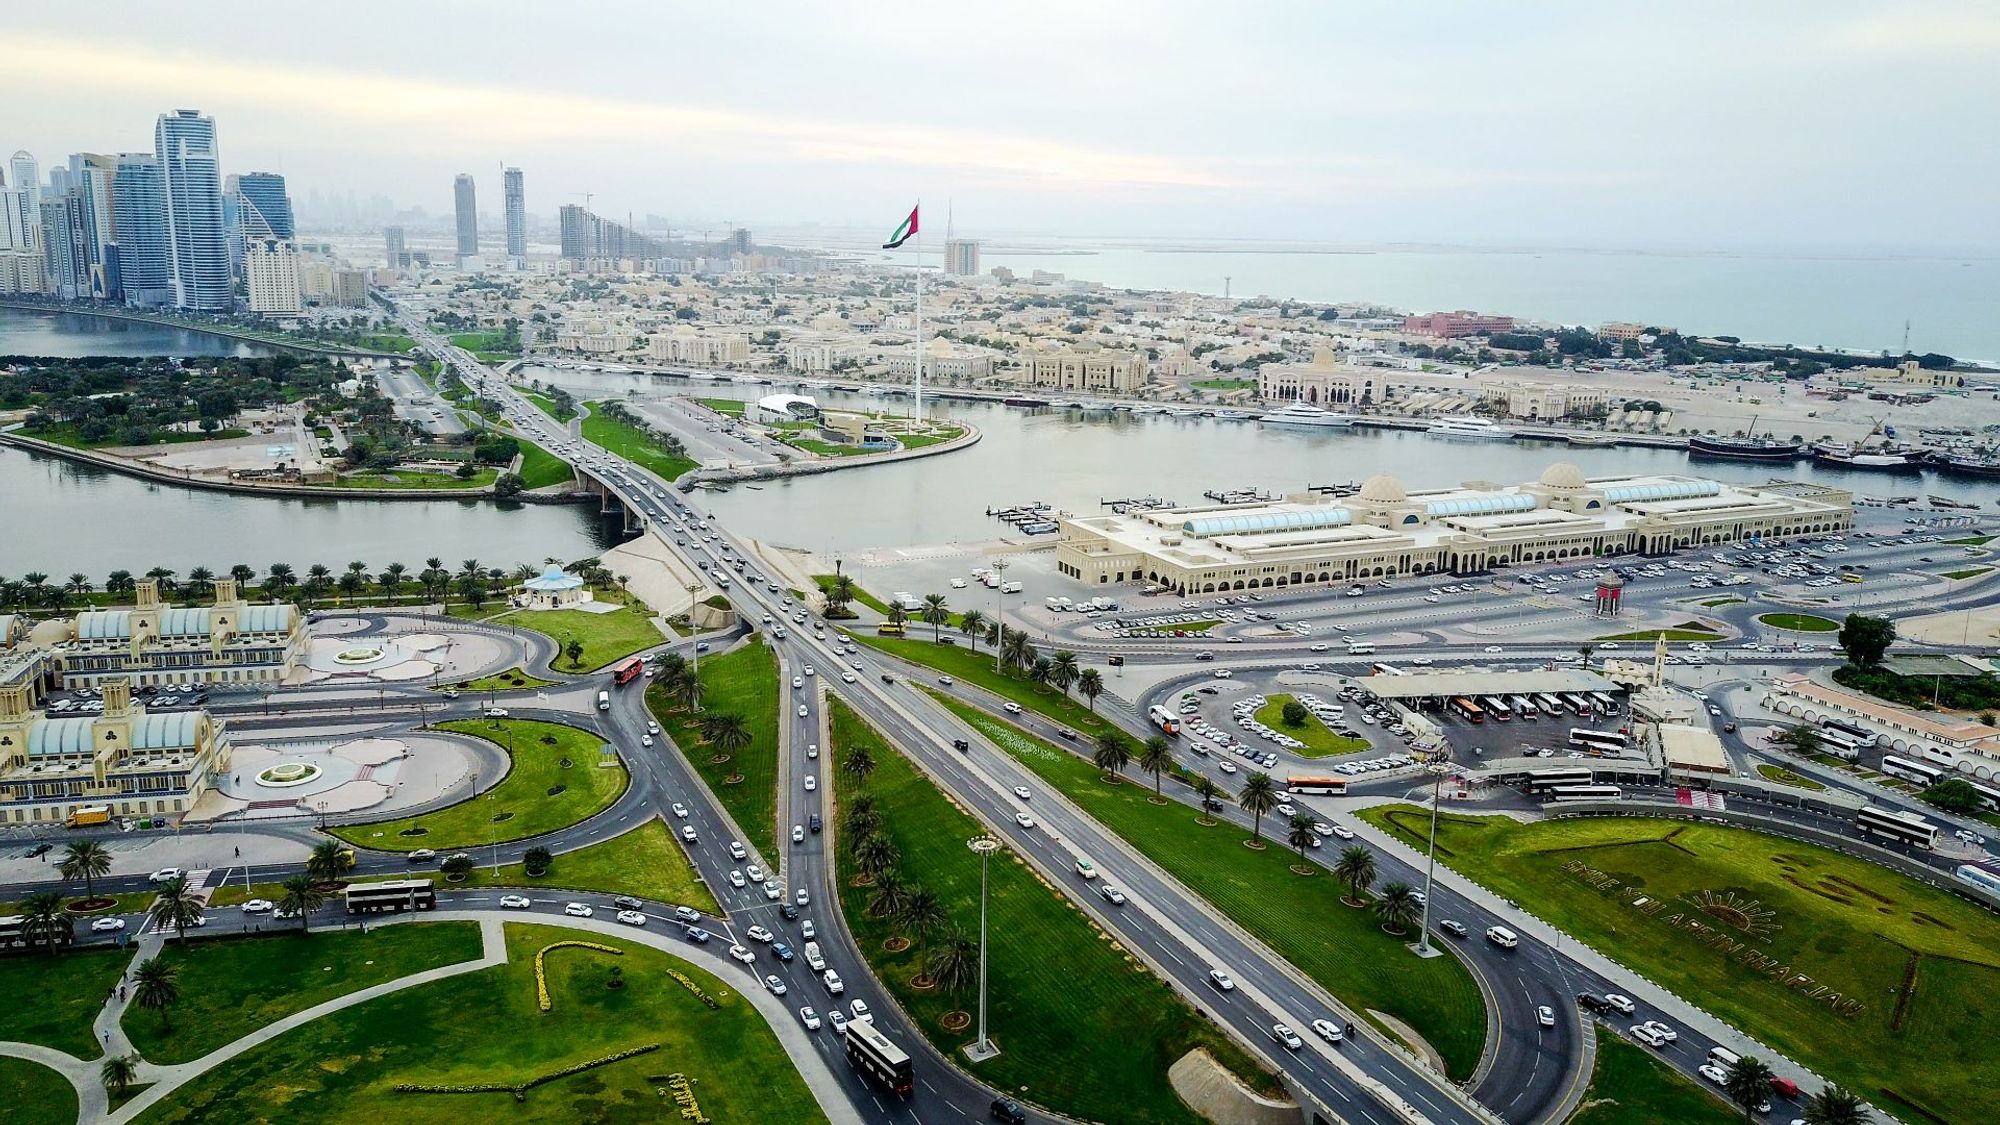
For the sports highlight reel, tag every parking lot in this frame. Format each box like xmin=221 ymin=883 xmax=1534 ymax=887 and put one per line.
xmin=43 ymin=683 xmax=210 ymax=715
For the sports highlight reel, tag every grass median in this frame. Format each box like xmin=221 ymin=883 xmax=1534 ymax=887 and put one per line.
xmin=646 ymin=641 xmax=781 ymax=859
xmin=122 ymin=923 xmax=484 ymax=1065
xmin=1256 ymin=694 xmax=1369 ymax=758
xmin=854 ymin=632 xmax=1120 ymax=742
xmin=939 ymin=696 xmax=1488 ymax=1078
xmin=1357 ymin=807 xmax=2000 ymax=1122
xmin=827 ymin=699 xmax=1277 ymax=1122
xmin=140 ymin=922 xmax=825 ymax=1124
xmin=331 ymin=719 xmax=626 ymax=853
xmin=512 ymin=441 xmax=573 ymax=489
xmin=1756 ymin=612 xmax=1840 ymax=632
xmin=581 ymin=400 xmax=698 ymax=480
xmin=1570 ymin=1025 xmax=1734 ymax=1125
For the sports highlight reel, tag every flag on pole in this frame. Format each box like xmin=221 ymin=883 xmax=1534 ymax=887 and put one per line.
xmin=882 ymin=205 xmax=920 ymax=249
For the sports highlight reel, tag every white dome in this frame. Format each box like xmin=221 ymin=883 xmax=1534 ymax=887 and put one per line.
xmin=1358 ymin=474 xmax=1407 ymax=503
xmin=1539 ymin=462 xmax=1588 ymax=490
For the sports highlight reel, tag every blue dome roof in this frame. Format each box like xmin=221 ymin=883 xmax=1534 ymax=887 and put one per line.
xmin=523 ymin=566 xmax=585 ymax=592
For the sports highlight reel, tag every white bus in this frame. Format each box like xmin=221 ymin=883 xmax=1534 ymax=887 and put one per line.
xmin=1879 ymin=755 xmax=1945 ymax=788
xmin=1815 ymin=727 xmax=1867 ymax=760
xmin=1524 ymin=767 xmax=1596 ymax=792
xmin=1954 ymin=864 xmax=2000 ymax=896
xmin=1821 ymin=718 xmax=1878 ymax=748
xmin=1346 ymin=642 xmax=1377 ymax=656
xmin=1569 ymin=728 xmax=1629 ymax=754
xmin=1511 ymin=694 xmax=1539 ymax=719
xmin=1549 ymin=784 xmax=1623 ymax=803
xmin=1481 ymin=695 xmax=1514 ymax=722
xmin=1856 ymin=805 xmax=1938 ymax=849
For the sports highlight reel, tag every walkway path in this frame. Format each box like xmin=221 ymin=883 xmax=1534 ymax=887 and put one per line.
xmin=3 ymin=910 xmax=861 ymax=1125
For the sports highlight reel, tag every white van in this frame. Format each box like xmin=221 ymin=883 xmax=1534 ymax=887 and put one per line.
xmin=1485 ymin=925 xmax=1519 ymax=949
xmin=1706 ymin=1045 xmax=1741 ymax=1071
xmin=597 ymin=690 xmax=611 ymax=711
xmin=803 ymin=941 xmax=826 ymax=971
xmin=1075 ymin=857 xmax=1099 ymax=880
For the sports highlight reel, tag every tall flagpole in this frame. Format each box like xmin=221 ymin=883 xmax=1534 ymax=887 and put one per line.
xmin=913 ymin=202 xmax=924 ymax=424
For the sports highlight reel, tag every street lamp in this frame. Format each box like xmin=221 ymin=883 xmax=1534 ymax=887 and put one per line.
xmin=1413 ymin=761 xmax=1449 ymax=957
xmin=990 ymin=558 xmax=1010 ymax=653
xmin=965 ymin=835 xmax=1002 ymax=1062
xmin=685 ymin=581 xmax=706 ymax=709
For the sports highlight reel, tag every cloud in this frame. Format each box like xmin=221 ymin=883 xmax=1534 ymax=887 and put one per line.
xmin=1813 ymin=4 xmax=2000 ymax=57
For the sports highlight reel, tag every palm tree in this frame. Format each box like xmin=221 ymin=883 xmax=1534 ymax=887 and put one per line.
xmin=923 ymin=926 xmax=981 ymax=994
xmin=67 ymin=572 xmax=93 ymax=599
xmin=564 ymin=638 xmax=585 ymax=667
xmin=668 ymin=667 xmax=704 ymax=712
xmin=101 ymin=1053 xmax=140 ymax=1099
xmin=303 ymin=564 xmax=332 ymax=607
xmin=145 ymin=567 xmax=178 ymax=596
xmin=867 ymin=869 xmax=912 ymax=917
xmin=919 ymin=593 xmax=951 ymax=642
xmin=22 ymin=572 xmax=47 ymax=605
xmin=825 ymin=573 xmax=855 ymax=614
xmin=855 ymin=833 xmax=900 ymax=882
xmin=148 ymin=878 xmax=204 ymax=944
xmin=20 ymin=891 xmax=70 ymax=956
xmin=307 ymin=840 xmax=355 ymax=884
xmin=1334 ymin=846 xmax=1377 ymax=905
xmin=1238 ymin=772 xmax=1280 ymax=846
xmin=279 ymin=874 xmax=326 ymax=934
xmin=228 ymin=563 xmax=256 ymax=587
xmin=1801 ymin=1085 xmax=1870 ymax=1125
xmin=895 ymin=886 xmax=950 ymax=944
xmin=958 ymin=609 xmax=987 ymax=655
xmin=1724 ymin=1056 xmax=1776 ymax=1122
xmin=184 ymin=566 xmax=215 ymax=599
xmin=1077 ymin=667 xmax=1104 ymax=711
xmin=1138 ymin=736 xmax=1175 ymax=799
xmin=1092 ymin=732 xmax=1132 ymax=780
xmin=105 ymin=569 xmax=136 ymax=598
xmin=336 ymin=569 xmax=366 ymax=606
xmin=842 ymin=793 xmax=881 ymax=840
xmin=999 ymin=628 xmax=1034 ymax=675
xmin=380 ymin=562 xmax=408 ymax=601
xmin=264 ymin=562 xmax=296 ymax=600
xmin=886 ymin=603 xmax=909 ymax=630
xmin=1027 ymin=655 xmax=1054 ymax=689
xmin=1287 ymin=813 xmax=1319 ymax=867
xmin=132 ymin=956 xmax=180 ymax=1031
xmin=707 ymin=713 xmax=753 ymax=757
xmin=59 ymin=839 xmax=112 ymax=902
xmin=1048 ymin=650 xmax=1080 ymax=697
xmin=1374 ymin=881 xmax=1421 ymax=935
xmin=1576 ymin=642 xmax=1597 ymax=668
xmin=842 ymin=745 xmax=876 ymax=786
xmin=1194 ymin=775 xmax=1227 ymax=823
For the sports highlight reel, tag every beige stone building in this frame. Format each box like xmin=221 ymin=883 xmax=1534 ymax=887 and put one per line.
xmin=0 ymin=679 xmax=232 ymax=825
xmin=62 ymin=579 xmax=308 ymax=687
xmin=648 ymin=329 xmax=751 ymax=366
xmin=1008 ymin=343 xmax=1146 ymax=394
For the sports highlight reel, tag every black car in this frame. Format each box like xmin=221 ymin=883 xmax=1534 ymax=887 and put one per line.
xmin=809 ymin=814 xmax=823 ymax=834
xmin=25 ymin=843 xmax=51 ymax=858
xmin=613 ymin=895 xmax=643 ymax=910
xmin=779 ymin=903 xmax=799 ymax=921
xmin=990 ymin=1098 xmax=1027 ymax=1124
xmin=1576 ymin=992 xmax=1611 ymax=1014
xmin=952 ymin=739 xmax=970 ymax=752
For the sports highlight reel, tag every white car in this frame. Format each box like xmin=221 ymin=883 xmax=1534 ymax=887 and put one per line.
xmin=728 ymin=870 xmax=747 ymax=888
xmin=765 ymin=974 xmax=788 ymax=996
xmin=1331 ymin=824 xmax=1355 ymax=840
xmin=1411 ymin=656 xmax=1434 ymax=666
xmin=1097 ymin=884 xmax=1127 ymax=906
xmin=803 ymin=775 xmax=817 ymax=791
xmin=796 ymin=887 xmax=810 ymax=906
xmin=747 ymin=925 xmax=775 ymax=943
xmin=1213 ymin=669 xmax=1233 ymax=679
xmin=729 ymin=841 xmax=747 ymax=860
xmin=1536 ymin=1005 xmax=1556 ymax=1028
xmin=1603 ymin=993 xmax=1636 ymax=1015
xmin=728 ymin=944 xmax=756 ymax=964
xmin=1311 ymin=1018 xmax=1344 ymax=1043
xmin=804 ymin=665 xmax=816 ymax=677
xmin=1484 ymin=645 xmax=1504 ymax=653
xmin=808 ymin=743 xmax=819 ymax=759
xmin=793 ymin=824 xmax=806 ymax=844
xmin=850 ymin=998 xmax=873 ymax=1023
xmin=148 ymin=868 xmax=185 ymax=884
xmin=563 ymin=902 xmax=594 ymax=918
xmin=1639 ymin=1019 xmax=1677 ymax=1042
xmin=792 ymin=676 xmax=804 ymax=689
xmin=240 ymin=898 xmax=274 ymax=914
xmin=799 ymin=1005 xmax=822 ymax=1030
xmin=1218 ymin=761 xmax=1238 ymax=774
xmin=823 ymin=969 xmax=845 ymax=994
xmin=1698 ymin=1063 xmax=1729 ymax=1086
xmin=672 ymin=803 xmax=690 ymax=818
xmin=1003 ymin=702 xmax=1024 ymax=714
xmin=764 ymin=881 xmax=782 ymax=901
xmin=615 ymin=909 xmax=647 ymax=926
xmin=500 ymin=894 xmax=532 ymax=909
xmin=90 ymin=916 xmax=127 ymax=933
xmin=1629 ymin=1023 xmax=1667 ymax=1047
xmin=485 ymin=707 xmax=509 ymax=718
xmin=747 ymin=865 xmax=766 ymax=884
xmin=1209 ymin=968 xmax=1236 ymax=991
xmin=1015 ymin=813 xmax=1036 ymax=830
xmin=797 ymin=705 xmax=808 ymax=718
xmin=681 ymin=825 xmax=698 ymax=843
xmin=841 ymin=672 xmax=856 ymax=683
xmin=1013 ymin=786 xmax=1032 ymax=801
xmin=1270 ymin=1024 xmax=1304 ymax=1050
xmin=828 ymin=1009 xmax=849 ymax=1034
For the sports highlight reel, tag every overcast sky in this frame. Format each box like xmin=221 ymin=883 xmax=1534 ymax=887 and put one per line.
xmin=7 ymin=1 xmax=1998 ymax=250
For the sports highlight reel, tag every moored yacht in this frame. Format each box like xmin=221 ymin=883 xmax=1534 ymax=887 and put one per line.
xmin=1260 ymin=401 xmax=1356 ymax=429
xmin=1425 ymin=416 xmax=1516 ymax=440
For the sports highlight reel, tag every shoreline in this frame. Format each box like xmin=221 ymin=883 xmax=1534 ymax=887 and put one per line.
xmin=0 ymin=297 xmax=408 ymax=359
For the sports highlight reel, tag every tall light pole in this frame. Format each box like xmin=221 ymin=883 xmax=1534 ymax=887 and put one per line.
xmin=965 ymin=835 xmax=1001 ymax=1061
xmin=1413 ymin=761 xmax=1448 ymax=957
xmin=990 ymin=558 xmax=1010 ymax=656
xmin=685 ymin=581 xmax=705 ymax=709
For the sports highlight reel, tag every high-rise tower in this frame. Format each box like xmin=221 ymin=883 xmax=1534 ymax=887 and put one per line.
xmin=453 ymin=173 xmax=479 ymax=259
xmin=112 ymin=154 xmax=171 ymax=306
xmin=502 ymin=167 xmax=525 ymax=262
xmin=232 ymin=172 xmax=294 ymax=240
xmin=154 ymin=109 xmax=230 ymax=310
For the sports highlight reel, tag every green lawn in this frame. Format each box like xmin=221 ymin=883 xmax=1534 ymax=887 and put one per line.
xmin=815 ymin=574 xmax=892 ymax=616
xmin=1944 ymin=535 xmax=1995 ymax=546
xmin=1940 ymin=567 xmax=1992 ymax=581
xmin=785 ymin=437 xmax=872 ymax=457
xmin=447 ymin=331 xmax=519 ymax=357
xmin=500 ymin=601 xmax=663 ymax=672
xmin=941 ymin=700 xmax=1488 ymax=1078
xmin=435 ymin=667 xmax=559 ymax=694
xmin=512 ymin=386 xmax=577 ymax=422
xmin=0 ymin=945 xmax=129 ymax=1058
xmin=1697 ymin=596 xmax=1747 ymax=608
xmin=1596 ymin=628 xmax=1723 ymax=643
xmin=354 ymin=330 xmax=417 ymax=353
xmin=0 ymin=1057 xmax=76 ymax=1125
xmin=646 ymin=641 xmax=781 ymax=858
xmin=332 ymin=719 xmax=627 ymax=853
xmin=1256 ymin=694 xmax=1368 ymax=757
xmin=137 ymin=923 xmax=825 ymax=1125
xmin=1756 ymin=612 xmax=1840 ymax=632
xmin=827 ymin=699 xmax=1276 ymax=1122
xmin=335 ymin=468 xmax=497 ymax=490
xmin=1193 ymin=378 xmax=1256 ymax=391
xmin=512 ymin=441 xmax=574 ymax=490
xmin=855 ymin=632 xmax=1121 ymax=743
xmin=693 ymin=397 xmax=745 ymax=416
xmin=581 ymin=401 xmax=699 ymax=480
xmin=1755 ymin=763 xmax=1827 ymax=791
xmin=895 ymin=426 xmax=964 ymax=450
xmin=1356 ymin=808 xmax=2000 ymax=1122
xmin=1569 ymin=1025 xmax=1735 ymax=1125
xmin=123 ymin=923 xmax=484 ymax=1065
xmin=23 ymin=424 xmax=250 ymax=450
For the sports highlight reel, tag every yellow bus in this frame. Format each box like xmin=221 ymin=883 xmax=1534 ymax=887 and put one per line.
xmin=875 ymin=621 xmax=907 ymax=636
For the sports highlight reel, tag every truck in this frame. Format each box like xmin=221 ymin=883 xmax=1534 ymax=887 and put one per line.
xmin=64 ymin=806 xmax=111 ymax=829
xmin=890 ymin=592 xmax=923 ymax=612
xmin=1000 ymin=581 xmax=1022 ymax=594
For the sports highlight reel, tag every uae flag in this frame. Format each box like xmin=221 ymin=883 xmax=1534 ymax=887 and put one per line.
xmin=882 ymin=205 xmax=919 ymax=249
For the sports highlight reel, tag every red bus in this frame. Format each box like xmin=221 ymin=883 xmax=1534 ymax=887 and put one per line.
xmin=612 ymin=657 xmax=646 ymax=686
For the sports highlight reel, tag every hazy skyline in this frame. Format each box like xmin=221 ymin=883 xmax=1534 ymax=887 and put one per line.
xmin=7 ymin=1 xmax=1998 ymax=250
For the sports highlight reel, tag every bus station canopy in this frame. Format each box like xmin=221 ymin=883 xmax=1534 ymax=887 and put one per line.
xmin=1358 ymin=669 xmax=1622 ymax=699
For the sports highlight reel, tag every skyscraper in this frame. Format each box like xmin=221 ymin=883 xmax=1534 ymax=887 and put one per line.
xmin=39 ymin=194 xmax=86 ymax=299
xmin=244 ymin=237 xmax=302 ymax=315
xmin=502 ymin=167 xmax=525 ymax=262
xmin=384 ymin=225 xmax=407 ymax=269
xmin=155 ymin=109 xmax=231 ymax=310
xmin=453 ymin=173 xmax=479 ymax=258
xmin=232 ymin=172 xmax=294 ymax=240
xmin=944 ymin=238 xmax=981 ymax=277
xmin=70 ymin=153 xmax=122 ymax=300
xmin=7 ymin=151 xmax=38 ymax=206
xmin=112 ymin=154 xmax=170 ymax=306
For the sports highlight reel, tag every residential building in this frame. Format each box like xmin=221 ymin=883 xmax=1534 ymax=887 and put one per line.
xmin=38 ymin=193 xmax=87 ymax=299
xmin=244 ymin=237 xmax=302 ymax=316
xmin=6 ymin=152 xmax=38 ymax=211
xmin=1498 ymin=381 xmax=1611 ymax=421
xmin=648 ymin=328 xmax=750 ymax=365
xmin=1402 ymin=310 xmax=1515 ymax=338
xmin=68 ymin=153 xmax=121 ymax=301
xmin=1055 ymin=463 xmax=1853 ymax=592
xmin=231 ymin=171 xmax=294 ymax=239
xmin=60 ymin=578 xmax=308 ymax=688
xmin=1012 ymin=342 xmax=1146 ymax=394
xmin=329 ymin=268 xmax=368 ymax=306
xmin=886 ymin=337 xmax=993 ymax=381
xmin=0 ymin=678 xmax=233 ymax=826
xmin=502 ymin=166 xmax=525 ymax=262
xmin=111 ymin=154 xmax=171 ymax=306
xmin=155 ymin=110 xmax=231 ymax=311
xmin=1597 ymin=322 xmax=1656 ymax=343
xmin=453 ymin=172 xmax=479 ymax=258
xmin=383 ymin=225 xmax=408 ymax=268
xmin=558 ymin=203 xmax=592 ymax=259
xmin=943 ymin=238 xmax=980 ymax=277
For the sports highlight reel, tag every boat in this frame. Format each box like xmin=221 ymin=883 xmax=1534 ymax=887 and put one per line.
xmin=1929 ymin=495 xmax=1980 ymax=510
xmin=1259 ymin=402 xmax=1356 ymax=429
xmin=1564 ymin=433 xmax=1618 ymax=447
xmin=1811 ymin=443 xmax=1926 ymax=472
xmin=1425 ymin=417 xmax=1517 ymax=440
xmin=1687 ymin=415 xmax=1803 ymax=462
xmin=1929 ymin=451 xmax=2000 ymax=480
xmin=1002 ymin=397 xmax=1050 ymax=408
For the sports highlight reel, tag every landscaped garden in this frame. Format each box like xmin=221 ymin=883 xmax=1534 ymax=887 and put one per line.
xmin=332 ymin=719 xmax=626 ymax=853
xmin=137 ymin=923 xmax=825 ymax=1124
xmin=854 ymin=631 xmax=1121 ymax=743
xmin=1357 ymin=808 xmax=2000 ymax=1122
xmin=511 ymin=440 xmax=573 ymax=490
xmin=645 ymin=642 xmax=782 ymax=858
xmin=1756 ymin=612 xmax=1840 ymax=632
xmin=580 ymin=400 xmax=698 ymax=480
xmin=1569 ymin=1026 xmax=1734 ymax=1125
xmin=123 ymin=923 xmax=484 ymax=1065
xmin=1256 ymin=694 xmax=1369 ymax=757
xmin=0 ymin=945 xmax=129 ymax=1057
xmin=826 ymin=699 xmax=1275 ymax=1122
xmin=436 ymin=667 xmax=558 ymax=694
xmin=334 ymin=467 xmax=498 ymax=490
xmin=1596 ymin=626 xmax=1724 ymax=643
xmin=492 ymin=596 xmax=664 ymax=672
xmin=1755 ymin=763 xmax=1827 ymax=791
xmin=941 ymin=699 xmax=1488 ymax=1078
